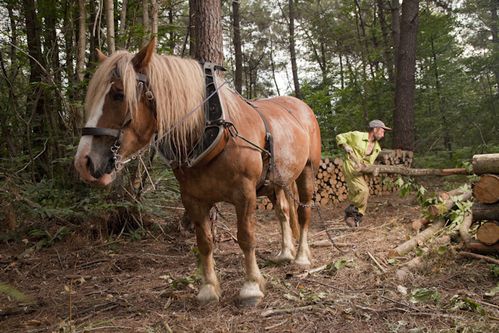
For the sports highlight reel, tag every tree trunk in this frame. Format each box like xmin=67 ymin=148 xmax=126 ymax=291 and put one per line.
xmin=105 ymin=0 xmax=115 ymax=53
xmin=390 ymin=0 xmax=400 ymax=66
xmin=77 ymin=0 xmax=87 ymax=82
xmin=189 ymin=0 xmax=223 ymax=64
xmin=232 ymin=0 xmax=243 ymax=93
xmin=473 ymin=174 xmax=499 ymax=204
xmin=288 ymin=0 xmax=301 ymax=99
xmin=22 ymin=0 xmax=47 ymax=179
xmin=427 ymin=191 xmax=472 ymax=217
xmin=143 ymin=0 xmax=150 ymax=44
xmin=393 ymin=0 xmax=419 ymax=151
xmin=151 ymin=0 xmax=158 ymax=37
xmin=490 ymin=0 xmax=499 ymax=93
xmin=88 ymin=0 xmax=101 ymax=65
xmin=472 ymin=153 xmax=499 ymax=175
xmin=430 ymin=34 xmax=452 ymax=157
xmin=119 ymin=0 xmax=128 ymax=46
xmin=63 ymin=0 xmax=75 ymax=91
xmin=378 ymin=0 xmax=394 ymax=84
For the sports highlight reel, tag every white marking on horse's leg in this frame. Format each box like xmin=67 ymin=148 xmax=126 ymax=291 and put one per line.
xmin=272 ymin=189 xmax=295 ymax=263
xmin=295 ymin=225 xmax=311 ymax=267
xmin=236 ymin=197 xmax=265 ymax=306
xmin=196 ymin=252 xmax=221 ymax=304
xmin=239 ymin=281 xmax=264 ymax=307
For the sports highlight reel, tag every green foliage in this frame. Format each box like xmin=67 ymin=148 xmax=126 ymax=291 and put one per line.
xmin=409 ymin=287 xmax=441 ymax=304
xmin=449 ymin=295 xmax=485 ymax=315
xmin=0 ymin=282 xmax=31 ymax=302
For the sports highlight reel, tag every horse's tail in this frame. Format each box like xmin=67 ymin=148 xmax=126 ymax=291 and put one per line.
xmin=289 ymin=181 xmax=300 ymax=240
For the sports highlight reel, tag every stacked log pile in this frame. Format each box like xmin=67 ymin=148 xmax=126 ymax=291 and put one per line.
xmin=257 ymin=149 xmax=412 ymax=210
xmin=468 ymin=154 xmax=499 ymax=251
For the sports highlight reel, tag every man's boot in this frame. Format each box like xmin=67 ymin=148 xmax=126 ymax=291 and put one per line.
xmin=353 ymin=211 xmax=363 ymax=227
xmin=344 ymin=204 xmax=360 ymax=228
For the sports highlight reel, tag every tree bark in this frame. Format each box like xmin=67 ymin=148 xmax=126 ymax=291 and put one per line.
xmin=393 ymin=0 xmax=419 ymax=151
xmin=288 ymin=0 xmax=301 ymax=99
xmin=232 ymin=0 xmax=243 ymax=93
xmin=472 ymin=153 xmax=499 ymax=175
xmin=389 ymin=219 xmax=445 ymax=257
xmin=105 ymin=0 xmax=115 ymax=53
xmin=490 ymin=0 xmax=499 ymax=93
xmin=143 ymin=0 xmax=150 ymax=44
xmin=472 ymin=202 xmax=499 ymax=221
xmin=378 ymin=0 xmax=394 ymax=84
xmin=189 ymin=0 xmax=223 ymax=64
xmin=390 ymin=0 xmax=400 ymax=68
xmin=151 ymin=0 xmax=158 ymax=37
xmin=430 ymin=34 xmax=452 ymax=157
xmin=119 ymin=0 xmax=128 ymax=45
xmin=77 ymin=0 xmax=87 ymax=82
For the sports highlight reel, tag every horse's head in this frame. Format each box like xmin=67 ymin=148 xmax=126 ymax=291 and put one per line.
xmin=74 ymin=39 xmax=157 ymax=186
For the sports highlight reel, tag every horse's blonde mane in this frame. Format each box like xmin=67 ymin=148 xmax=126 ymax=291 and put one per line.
xmin=85 ymin=50 xmax=239 ymax=161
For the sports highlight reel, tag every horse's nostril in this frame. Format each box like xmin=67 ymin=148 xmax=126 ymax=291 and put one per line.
xmin=86 ymin=155 xmax=103 ymax=179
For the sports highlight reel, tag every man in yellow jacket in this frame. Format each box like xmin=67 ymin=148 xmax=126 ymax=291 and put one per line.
xmin=336 ymin=120 xmax=391 ymax=227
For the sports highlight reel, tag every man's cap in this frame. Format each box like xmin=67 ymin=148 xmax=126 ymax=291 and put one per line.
xmin=369 ymin=119 xmax=392 ymax=131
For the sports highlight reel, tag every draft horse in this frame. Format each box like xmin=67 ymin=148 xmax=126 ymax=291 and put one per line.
xmin=74 ymin=39 xmax=321 ymax=306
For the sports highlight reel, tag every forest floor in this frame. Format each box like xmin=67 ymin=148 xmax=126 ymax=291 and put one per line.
xmin=1 ymin=177 xmax=498 ymax=333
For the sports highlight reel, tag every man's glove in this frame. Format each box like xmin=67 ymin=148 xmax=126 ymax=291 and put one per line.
xmin=343 ymin=144 xmax=354 ymax=154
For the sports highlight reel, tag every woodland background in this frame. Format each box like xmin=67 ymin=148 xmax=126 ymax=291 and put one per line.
xmin=0 ymin=0 xmax=498 ymax=226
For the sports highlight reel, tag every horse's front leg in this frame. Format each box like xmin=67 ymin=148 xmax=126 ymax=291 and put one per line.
xmin=183 ymin=198 xmax=221 ymax=304
xmin=235 ymin=193 xmax=265 ymax=306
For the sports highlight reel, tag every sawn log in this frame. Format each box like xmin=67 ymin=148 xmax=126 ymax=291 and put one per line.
xmin=473 ymin=174 xmax=499 ymax=204
xmin=472 ymin=153 xmax=499 ymax=175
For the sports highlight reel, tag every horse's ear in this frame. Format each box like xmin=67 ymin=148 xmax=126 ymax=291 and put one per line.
xmin=96 ymin=49 xmax=108 ymax=63
xmin=132 ymin=37 xmax=156 ymax=71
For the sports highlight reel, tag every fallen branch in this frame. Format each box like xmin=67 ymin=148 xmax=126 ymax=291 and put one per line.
xmin=458 ymin=212 xmax=473 ymax=245
xmin=389 ymin=219 xmax=446 ymax=257
xmin=261 ymin=305 xmax=315 ymax=317
xmin=427 ymin=191 xmax=472 ymax=217
xmin=367 ymin=251 xmax=387 ymax=273
xmin=359 ymin=164 xmax=469 ymax=176
xmin=459 ymin=251 xmax=499 ymax=265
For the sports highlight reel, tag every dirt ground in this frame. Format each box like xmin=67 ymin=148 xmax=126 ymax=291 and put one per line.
xmin=1 ymin=185 xmax=498 ymax=332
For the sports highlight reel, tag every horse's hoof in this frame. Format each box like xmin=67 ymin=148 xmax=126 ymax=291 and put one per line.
xmin=271 ymin=252 xmax=294 ymax=263
xmin=197 ymin=284 xmax=220 ymax=304
xmin=239 ymin=281 xmax=264 ymax=307
xmin=294 ymin=257 xmax=311 ymax=268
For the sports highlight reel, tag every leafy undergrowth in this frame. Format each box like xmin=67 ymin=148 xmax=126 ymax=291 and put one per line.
xmin=1 ymin=187 xmax=498 ymax=332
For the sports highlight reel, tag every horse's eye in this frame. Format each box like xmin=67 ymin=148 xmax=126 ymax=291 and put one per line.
xmin=113 ymin=92 xmax=124 ymax=101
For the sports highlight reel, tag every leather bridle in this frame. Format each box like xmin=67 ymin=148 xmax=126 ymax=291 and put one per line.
xmin=81 ymin=70 xmax=155 ymax=170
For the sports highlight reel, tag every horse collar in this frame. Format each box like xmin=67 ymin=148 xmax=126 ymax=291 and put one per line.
xmin=163 ymin=62 xmax=230 ymax=168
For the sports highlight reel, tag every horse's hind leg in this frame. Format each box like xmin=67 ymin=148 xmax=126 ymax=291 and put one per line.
xmin=294 ymin=163 xmax=315 ymax=267
xmin=235 ymin=193 xmax=265 ymax=306
xmin=270 ymin=187 xmax=296 ymax=263
xmin=183 ymin=198 xmax=221 ymax=304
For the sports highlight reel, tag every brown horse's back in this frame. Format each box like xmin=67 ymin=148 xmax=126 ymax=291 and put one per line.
xmin=252 ymin=96 xmax=322 ymax=183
